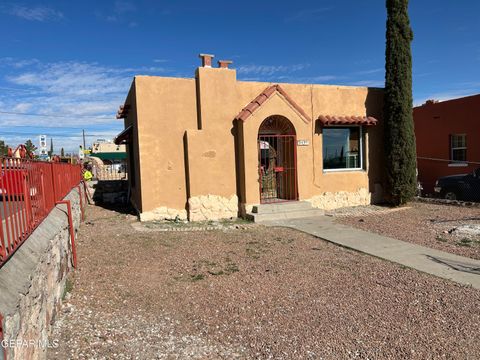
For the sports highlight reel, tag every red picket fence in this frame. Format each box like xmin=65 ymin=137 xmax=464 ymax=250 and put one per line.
xmin=0 ymin=157 xmax=82 ymax=267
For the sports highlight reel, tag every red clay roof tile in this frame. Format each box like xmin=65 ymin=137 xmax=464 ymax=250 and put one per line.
xmin=235 ymin=84 xmax=311 ymax=123
xmin=317 ymin=115 xmax=378 ymax=126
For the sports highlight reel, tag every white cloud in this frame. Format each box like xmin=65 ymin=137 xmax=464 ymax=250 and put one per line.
xmin=413 ymin=79 xmax=480 ymax=105
xmin=236 ymin=63 xmax=310 ymax=76
xmin=0 ymin=57 xmax=40 ymax=68
xmin=355 ymin=68 xmax=384 ymax=75
xmin=5 ymin=5 xmax=64 ymax=22
xmin=114 ymin=1 xmax=136 ymax=14
xmin=348 ymin=80 xmax=384 ymax=87
xmin=0 ymin=59 xmax=171 ymax=151
xmin=414 ymin=89 xmax=480 ymax=107
xmin=12 ymin=103 xmax=33 ymax=112
xmin=6 ymin=62 xmax=167 ymax=103
xmin=285 ymin=7 xmax=333 ymax=22
xmin=306 ymin=75 xmax=339 ymax=82
xmin=100 ymin=1 xmax=136 ymax=23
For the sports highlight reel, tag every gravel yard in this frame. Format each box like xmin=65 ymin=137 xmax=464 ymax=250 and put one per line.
xmin=335 ymin=202 xmax=480 ymax=260
xmin=49 ymin=205 xmax=480 ymax=359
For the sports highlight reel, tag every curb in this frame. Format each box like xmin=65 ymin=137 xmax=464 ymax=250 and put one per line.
xmin=414 ymin=196 xmax=480 ymax=208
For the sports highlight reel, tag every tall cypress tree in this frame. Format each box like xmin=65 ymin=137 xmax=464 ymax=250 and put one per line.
xmin=48 ymin=138 xmax=54 ymax=157
xmin=384 ymin=0 xmax=417 ymax=205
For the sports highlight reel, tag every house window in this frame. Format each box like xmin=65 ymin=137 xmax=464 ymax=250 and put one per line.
xmin=323 ymin=126 xmax=363 ymax=171
xmin=450 ymin=134 xmax=466 ymax=163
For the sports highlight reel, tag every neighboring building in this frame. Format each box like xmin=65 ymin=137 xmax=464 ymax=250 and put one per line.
xmin=91 ymin=139 xmax=126 ymax=162
xmin=414 ymin=94 xmax=480 ymax=194
xmin=89 ymin=139 xmax=127 ymax=180
xmin=115 ymin=54 xmax=385 ymax=221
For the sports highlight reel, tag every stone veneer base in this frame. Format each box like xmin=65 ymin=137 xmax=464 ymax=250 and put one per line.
xmin=139 ymin=207 xmax=188 ymax=222
xmin=188 ymin=194 xmax=238 ymax=221
xmin=307 ymin=188 xmax=371 ymax=210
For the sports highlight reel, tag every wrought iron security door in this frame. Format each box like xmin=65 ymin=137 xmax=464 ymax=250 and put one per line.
xmin=258 ymin=134 xmax=298 ymax=203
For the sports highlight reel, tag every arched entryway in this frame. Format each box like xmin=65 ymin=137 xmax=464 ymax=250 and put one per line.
xmin=258 ymin=115 xmax=298 ymax=203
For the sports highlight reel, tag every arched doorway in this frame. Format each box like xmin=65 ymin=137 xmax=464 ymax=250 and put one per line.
xmin=258 ymin=115 xmax=298 ymax=203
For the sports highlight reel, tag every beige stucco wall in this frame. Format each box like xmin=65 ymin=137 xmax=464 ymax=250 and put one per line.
xmin=135 ymin=76 xmax=197 ymax=214
xmin=120 ymin=65 xmax=385 ymax=220
xmin=236 ymin=82 xmax=384 ymax=211
xmin=185 ymin=68 xmax=238 ymax=200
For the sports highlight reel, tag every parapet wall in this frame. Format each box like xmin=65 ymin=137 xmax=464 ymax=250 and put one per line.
xmin=0 ymin=189 xmax=82 ymax=360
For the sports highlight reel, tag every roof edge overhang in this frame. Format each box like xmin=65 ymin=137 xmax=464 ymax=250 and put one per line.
xmin=235 ymin=84 xmax=312 ymax=123
xmin=317 ymin=115 xmax=378 ymax=126
xmin=114 ymin=125 xmax=133 ymax=145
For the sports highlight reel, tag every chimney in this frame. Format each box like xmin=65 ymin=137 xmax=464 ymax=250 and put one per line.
xmin=218 ymin=60 xmax=233 ymax=69
xmin=199 ymin=53 xmax=214 ymax=68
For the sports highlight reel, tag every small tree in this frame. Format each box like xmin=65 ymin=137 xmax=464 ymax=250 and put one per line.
xmin=61 ymin=147 xmax=65 ymax=157
xmin=0 ymin=139 xmax=8 ymax=156
xmin=384 ymin=0 xmax=417 ymax=205
xmin=24 ymin=139 xmax=37 ymax=154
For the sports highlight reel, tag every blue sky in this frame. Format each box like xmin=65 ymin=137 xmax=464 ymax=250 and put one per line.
xmin=1 ymin=0 xmax=479 ymax=153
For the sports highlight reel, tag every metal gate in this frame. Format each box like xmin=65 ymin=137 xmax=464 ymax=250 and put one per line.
xmin=258 ymin=135 xmax=298 ymax=203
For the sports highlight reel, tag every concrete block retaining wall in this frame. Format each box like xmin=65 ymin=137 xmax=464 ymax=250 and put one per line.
xmin=0 ymin=188 xmax=82 ymax=360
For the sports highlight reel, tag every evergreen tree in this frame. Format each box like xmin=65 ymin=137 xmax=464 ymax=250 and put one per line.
xmin=0 ymin=139 xmax=8 ymax=156
xmin=61 ymin=147 xmax=65 ymax=157
xmin=384 ymin=0 xmax=417 ymax=205
xmin=24 ymin=139 xmax=37 ymax=154
xmin=48 ymin=138 xmax=54 ymax=157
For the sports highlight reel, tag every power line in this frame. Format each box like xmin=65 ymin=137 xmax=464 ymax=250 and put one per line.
xmin=1 ymin=124 xmax=83 ymax=129
xmin=0 ymin=110 xmax=116 ymax=120
xmin=1 ymin=124 xmax=121 ymax=130
xmin=0 ymin=132 xmax=117 ymax=138
xmin=0 ymin=87 xmax=39 ymax=93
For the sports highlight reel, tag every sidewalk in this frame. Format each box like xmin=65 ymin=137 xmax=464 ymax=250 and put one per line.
xmin=263 ymin=216 xmax=480 ymax=289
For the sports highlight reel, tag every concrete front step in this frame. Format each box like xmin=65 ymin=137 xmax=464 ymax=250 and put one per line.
xmin=252 ymin=201 xmax=315 ymax=214
xmin=246 ymin=208 xmax=325 ymax=223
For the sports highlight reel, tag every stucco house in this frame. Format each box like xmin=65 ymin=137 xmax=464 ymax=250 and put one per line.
xmin=115 ymin=54 xmax=385 ymax=221
xmin=414 ymin=94 xmax=480 ymax=194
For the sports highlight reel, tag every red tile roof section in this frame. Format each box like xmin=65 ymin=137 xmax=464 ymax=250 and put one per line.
xmin=236 ymin=84 xmax=311 ymax=123
xmin=317 ymin=115 xmax=378 ymax=126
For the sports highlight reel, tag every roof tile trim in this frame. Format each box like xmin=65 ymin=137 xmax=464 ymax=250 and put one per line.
xmin=317 ymin=115 xmax=378 ymax=126
xmin=235 ymin=84 xmax=312 ymax=123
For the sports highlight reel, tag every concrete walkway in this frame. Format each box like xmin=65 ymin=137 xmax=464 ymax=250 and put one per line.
xmin=263 ymin=216 xmax=480 ymax=289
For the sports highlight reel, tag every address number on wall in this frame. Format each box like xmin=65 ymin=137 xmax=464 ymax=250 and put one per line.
xmin=297 ymin=139 xmax=310 ymax=146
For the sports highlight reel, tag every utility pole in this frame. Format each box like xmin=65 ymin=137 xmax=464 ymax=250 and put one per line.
xmin=82 ymin=129 xmax=86 ymax=150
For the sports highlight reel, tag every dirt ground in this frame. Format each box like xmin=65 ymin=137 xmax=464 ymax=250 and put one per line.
xmin=335 ymin=202 xmax=480 ymax=260
xmin=49 ymin=205 xmax=480 ymax=359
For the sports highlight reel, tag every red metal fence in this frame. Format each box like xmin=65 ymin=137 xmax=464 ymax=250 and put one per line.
xmin=0 ymin=157 xmax=82 ymax=267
